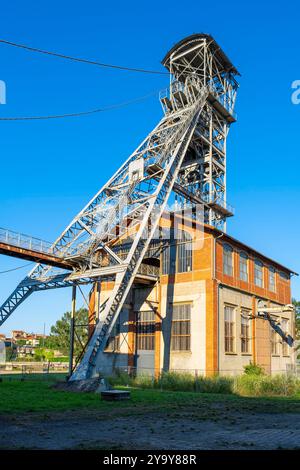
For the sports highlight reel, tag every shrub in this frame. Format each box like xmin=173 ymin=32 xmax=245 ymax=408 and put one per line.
xmin=243 ymin=362 xmax=264 ymax=376
xmin=156 ymin=372 xmax=195 ymax=391
xmin=195 ymin=375 xmax=234 ymax=394
xmin=135 ymin=374 xmax=156 ymax=389
xmin=107 ymin=369 xmax=300 ymax=397
xmin=108 ymin=370 xmax=234 ymax=394
xmin=234 ymin=374 xmax=300 ymax=397
xmin=106 ymin=369 xmax=134 ymax=387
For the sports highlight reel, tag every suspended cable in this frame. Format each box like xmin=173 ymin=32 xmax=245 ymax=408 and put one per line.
xmin=0 ymin=262 xmax=33 ymax=274
xmin=0 ymin=89 xmax=159 ymax=121
xmin=0 ymin=39 xmax=168 ymax=75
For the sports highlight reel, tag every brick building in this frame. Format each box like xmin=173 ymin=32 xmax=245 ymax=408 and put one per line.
xmin=88 ymin=212 xmax=297 ymax=377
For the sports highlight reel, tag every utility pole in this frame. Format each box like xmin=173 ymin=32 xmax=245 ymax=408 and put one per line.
xmin=42 ymin=322 xmax=45 ymax=347
xmin=69 ymin=285 xmax=76 ymax=377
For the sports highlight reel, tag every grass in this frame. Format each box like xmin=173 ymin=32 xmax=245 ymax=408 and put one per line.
xmin=108 ymin=370 xmax=233 ymax=393
xmin=1 ymin=376 xmax=300 ymax=415
xmin=234 ymin=373 xmax=300 ymax=397
xmin=109 ymin=370 xmax=300 ymax=397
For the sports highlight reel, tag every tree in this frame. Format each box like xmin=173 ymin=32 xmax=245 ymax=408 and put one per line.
xmin=5 ymin=346 xmax=16 ymax=361
xmin=45 ymin=308 xmax=89 ymax=358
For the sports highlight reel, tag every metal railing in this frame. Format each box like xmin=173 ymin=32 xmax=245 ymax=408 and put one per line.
xmin=208 ymin=84 xmax=237 ymax=120
xmin=0 ymin=227 xmax=56 ymax=255
xmin=138 ymin=263 xmax=160 ymax=277
xmin=202 ymin=194 xmax=235 ymax=215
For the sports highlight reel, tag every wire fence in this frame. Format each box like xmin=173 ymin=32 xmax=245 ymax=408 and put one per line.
xmin=94 ymin=364 xmax=300 ymax=379
xmin=1 ymin=362 xmax=300 ymax=383
xmin=0 ymin=361 xmax=69 ymax=381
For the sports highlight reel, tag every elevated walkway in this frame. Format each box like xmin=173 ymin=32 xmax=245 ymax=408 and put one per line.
xmin=0 ymin=227 xmax=159 ymax=283
xmin=0 ymin=227 xmax=74 ymax=270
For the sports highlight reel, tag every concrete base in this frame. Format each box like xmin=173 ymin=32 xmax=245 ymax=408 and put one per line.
xmin=101 ymin=390 xmax=131 ymax=401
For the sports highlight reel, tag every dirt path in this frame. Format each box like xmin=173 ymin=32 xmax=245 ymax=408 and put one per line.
xmin=1 ymin=408 xmax=300 ymax=450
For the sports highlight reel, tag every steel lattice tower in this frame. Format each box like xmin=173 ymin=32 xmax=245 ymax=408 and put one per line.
xmin=0 ymin=34 xmax=239 ymax=380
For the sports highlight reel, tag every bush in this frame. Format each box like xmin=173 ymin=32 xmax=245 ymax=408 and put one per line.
xmin=157 ymin=372 xmax=195 ymax=391
xmin=108 ymin=370 xmax=234 ymax=394
xmin=106 ymin=369 xmax=135 ymax=387
xmin=107 ymin=370 xmax=300 ymax=397
xmin=243 ymin=362 xmax=264 ymax=376
xmin=234 ymin=374 xmax=300 ymax=397
xmin=135 ymin=374 xmax=156 ymax=389
xmin=195 ymin=376 xmax=234 ymax=394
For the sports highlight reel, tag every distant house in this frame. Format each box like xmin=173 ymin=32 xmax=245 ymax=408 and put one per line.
xmin=11 ymin=330 xmax=27 ymax=341
xmin=12 ymin=330 xmax=47 ymax=347
xmin=3 ymin=330 xmax=48 ymax=359
xmin=17 ymin=344 xmax=35 ymax=358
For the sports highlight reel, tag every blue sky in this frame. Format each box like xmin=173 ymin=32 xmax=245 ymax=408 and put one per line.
xmin=0 ymin=0 xmax=299 ymax=335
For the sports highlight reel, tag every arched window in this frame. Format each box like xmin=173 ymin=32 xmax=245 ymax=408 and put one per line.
xmin=239 ymin=252 xmax=248 ymax=282
xmin=254 ymin=259 xmax=264 ymax=287
xmin=223 ymin=243 xmax=233 ymax=276
xmin=280 ymin=271 xmax=290 ymax=281
xmin=269 ymin=267 xmax=276 ymax=292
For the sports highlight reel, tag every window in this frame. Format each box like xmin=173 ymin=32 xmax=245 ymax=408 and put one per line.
xmin=136 ymin=311 xmax=155 ymax=351
xmin=171 ymin=304 xmax=191 ymax=351
xmin=241 ymin=311 xmax=251 ymax=353
xmin=162 ymin=245 xmax=170 ymax=275
xmin=271 ymin=324 xmax=280 ymax=355
xmin=223 ymin=244 xmax=233 ymax=276
xmin=239 ymin=252 xmax=248 ymax=282
xmin=161 ymin=230 xmax=193 ymax=274
xmin=280 ymin=271 xmax=290 ymax=281
xmin=224 ymin=305 xmax=235 ymax=353
xmin=254 ymin=260 xmax=263 ymax=287
xmin=269 ymin=267 xmax=276 ymax=292
xmin=177 ymin=230 xmax=193 ymax=273
xmin=105 ymin=318 xmax=120 ymax=352
xmin=281 ymin=319 xmax=289 ymax=356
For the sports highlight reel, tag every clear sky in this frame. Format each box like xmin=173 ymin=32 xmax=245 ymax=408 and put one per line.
xmin=0 ymin=0 xmax=299 ymax=336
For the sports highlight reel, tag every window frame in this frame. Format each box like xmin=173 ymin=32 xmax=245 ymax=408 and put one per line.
xmin=162 ymin=245 xmax=170 ymax=275
xmin=268 ymin=266 xmax=276 ymax=293
xmin=136 ymin=310 xmax=156 ymax=351
xmin=280 ymin=271 xmax=290 ymax=281
xmin=239 ymin=251 xmax=249 ymax=282
xmin=240 ymin=309 xmax=251 ymax=354
xmin=223 ymin=243 xmax=234 ymax=277
xmin=254 ymin=259 xmax=264 ymax=288
xmin=271 ymin=320 xmax=280 ymax=356
xmin=161 ymin=230 xmax=193 ymax=275
xmin=170 ymin=303 xmax=191 ymax=352
xmin=224 ymin=304 xmax=236 ymax=354
xmin=177 ymin=230 xmax=193 ymax=273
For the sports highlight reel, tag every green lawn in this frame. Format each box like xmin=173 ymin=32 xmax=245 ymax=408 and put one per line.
xmin=1 ymin=378 xmax=300 ymax=415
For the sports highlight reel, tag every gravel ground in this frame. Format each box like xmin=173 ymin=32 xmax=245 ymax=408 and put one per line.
xmin=1 ymin=408 xmax=300 ymax=450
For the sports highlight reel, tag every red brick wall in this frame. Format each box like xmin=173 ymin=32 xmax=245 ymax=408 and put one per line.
xmin=215 ymin=240 xmax=291 ymax=305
